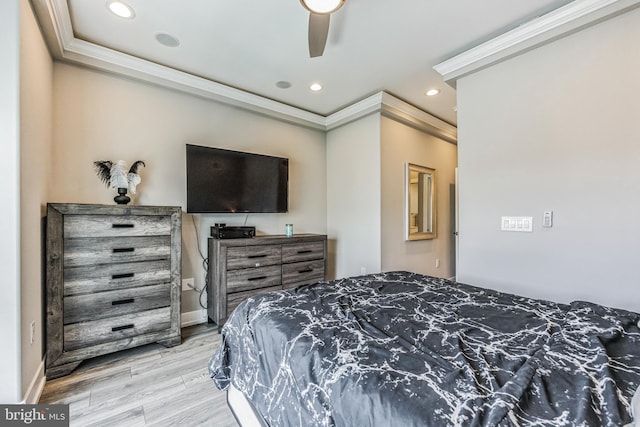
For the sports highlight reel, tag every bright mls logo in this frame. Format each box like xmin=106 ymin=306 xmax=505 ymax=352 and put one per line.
xmin=1 ymin=405 xmax=68 ymax=426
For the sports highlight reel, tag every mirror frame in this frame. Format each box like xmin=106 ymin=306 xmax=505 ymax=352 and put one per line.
xmin=405 ymin=163 xmax=436 ymax=241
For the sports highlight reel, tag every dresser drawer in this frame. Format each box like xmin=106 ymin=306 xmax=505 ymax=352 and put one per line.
xmin=64 ymin=214 xmax=171 ymax=238
xmin=226 ymin=245 xmax=281 ymax=270
xmin=282 ymin=241 xmax=325 ymax=264
xmin=63 ymin=307 xmax=172 ymax=351
xmin=64 ymin=283 xmax=171 ymax=324
xmin=64 ymin=235 xmax=171 ymax=267
xmin=282 ymin=260 xmax=325 ymax=288
xmin=227 ymin=285 xmax=282 ymax=315
xmin=63 ymin=259 xmax=171 ymax=296
xmin=227 ymin=265 xmax=282 ymax=293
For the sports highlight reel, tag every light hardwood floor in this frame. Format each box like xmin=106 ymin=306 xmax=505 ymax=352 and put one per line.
xmin=39 ymin=323 xmax=238 ymax=426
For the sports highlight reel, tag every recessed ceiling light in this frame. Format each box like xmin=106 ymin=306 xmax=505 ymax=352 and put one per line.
xmin=155 ymin=33 xmax=180 ymax=48
xmin=276 ymin=81 xmax=292 ymax=89
xmin=309 ymin=83 xmax=323 ymax=92
xmin=106 ymin=1 xmax=135 ymax=19
xmin=425 ymin=89 xmax=440 ymax=97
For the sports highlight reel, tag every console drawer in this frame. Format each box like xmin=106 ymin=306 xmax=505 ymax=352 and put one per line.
xmin=226 ymin=245 xmax=281 ymax=270
xmin=226 ymin=265 xmax=282 ymax=293
xmin=63 ymin=307 xmax=172 ymax=351
xmin=63 ymin=259 xmax=171 ymax=296
xmin=227 ymin=285 xmax=282 ymax=315
xmin=64 ymin=235 xmax=171 ymax=267
xmin=64 ymin=283 xmax=171 ymax=324
xmin=64 ymin=214 xmax=171 ymax=238
xmin=282 ymin=241 xmax=325 ymax=264
xmin=283 ymin=260 xmax=325 ymax=288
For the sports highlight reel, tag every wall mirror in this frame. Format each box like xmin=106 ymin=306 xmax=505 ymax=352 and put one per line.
xmin=405 ymin=163 xmax=436 ymax=241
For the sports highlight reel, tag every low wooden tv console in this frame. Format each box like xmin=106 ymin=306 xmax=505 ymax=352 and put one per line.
xmin=207 ymin=234 xmax=327 ymax=331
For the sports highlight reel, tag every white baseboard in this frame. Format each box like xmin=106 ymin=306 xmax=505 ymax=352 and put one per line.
xmin=22 ymin=359 xmax=45 ymax=404
xmin=181 ymin=309 xmax=208 ymax=327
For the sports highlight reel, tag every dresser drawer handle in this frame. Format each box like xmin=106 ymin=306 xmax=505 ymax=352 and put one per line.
xmin=111 ymin=324 xmax=134 ymax=332
xmin=112 ymin=273 xmax=135 ymax=280
xmin=248 ymin=276 xmax=268 ymax=281
xmin=112 ymin=223 xmax=135 ymax=229
xmin=298 ymin=267 xmax=314 ymax=274
xmin=247 ymin=255 xmax=267 ymax=259
xmin=113 ymin=247 xmax=135 ymax=253
xmin=112 ymin=298 xmax=135 ymax=305
xmin=297 ymin=250 xmax=313 ymax=254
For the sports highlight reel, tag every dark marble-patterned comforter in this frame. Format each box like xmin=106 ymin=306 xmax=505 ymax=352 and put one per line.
xmin=209 ymin=271 xmax=640 ymax=426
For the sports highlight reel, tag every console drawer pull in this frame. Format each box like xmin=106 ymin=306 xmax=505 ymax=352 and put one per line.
xmin=298 ymin=267 xmax=314 ymax=273
xmin=112 ymin=298 xmax=135 ymax=306
xmin=111 ymin=324 xmax=134 ymax=332
xmin=112 ymin=223 xmax=135 ymax=229
xmin=247 ymin=255 xmax=267 ymax=259
xmin=297 ymin=250 xmax=313 ymax=254
xmin=113 ymin=247 xmax=135 ymax=253
xmin=248 ymin=276 xmax=267 ymax=281
xmin=112 ymin=273 xmax=135 ymax=280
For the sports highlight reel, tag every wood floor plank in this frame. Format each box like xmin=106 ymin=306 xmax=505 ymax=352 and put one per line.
xmin=40 ymin=366 xmax=131 ymax=402
xmin=39 ymin=323 xmax=237 ymax=426
xmin=85 ymin=406 xmax=146 ymax=427
xmin=145 ymin=396 xmax=236 ymax=427
xmin=142 ymin=377 xmax=217 ymax=424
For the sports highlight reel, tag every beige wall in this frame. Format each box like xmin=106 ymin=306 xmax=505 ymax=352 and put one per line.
xmin=1 ymin=0 xmax=22 ymax=404
xmin=380 ymin=116 xmax=457 ymax=278
xmin=20 ymin=0 xmax=53 ymax=400
xmin=52 ymin=63 xmax=327 ymax=313
xmin=327 ymin=113 xmax=458 ymax=280
xmin=456 ymin=8 xmax=640 ymax=312
xmin=326 ymin=114 xmax=382 ymax=278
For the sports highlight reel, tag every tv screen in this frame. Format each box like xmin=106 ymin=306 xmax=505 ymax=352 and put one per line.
xmin=186 ymin=144 xmax=288 ymax=213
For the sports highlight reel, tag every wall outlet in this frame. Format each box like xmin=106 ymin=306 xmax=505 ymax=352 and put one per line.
xmin=435 ymin=259 xmax=440 ymax=268
xmin=360 ymin=267 xmax=367 ymax=275
xmin=182 ymin=278 xmax=195 ymax=292
xmin=30 ymin=321 xmax=36 ymax=345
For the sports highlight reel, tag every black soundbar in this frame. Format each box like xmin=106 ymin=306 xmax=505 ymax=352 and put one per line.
xmin=210 ymin=224 xmax=256 ymax=239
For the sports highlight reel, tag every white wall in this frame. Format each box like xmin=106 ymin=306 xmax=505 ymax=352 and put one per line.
xmin=52 ymin=64 xmax=327 ymax=313
xmin=20 ymin=0 xmax=53 ymax=401
xmin=456 ymin=7 xmax=640 ymax=312
xmin=0 ymin=0 xmax=22 ymax=404
xmin=380 ymin=116 xmax=457 ymax=278
xmin=326 ymin=114 xmax=382 ymax=278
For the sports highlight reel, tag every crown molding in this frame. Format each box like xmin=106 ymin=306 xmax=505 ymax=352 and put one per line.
xmin=379 ymin=93 xmax=457 ymax=143
xmin=324 ymin=92 xmax=458 ymax=143
xmin=31 ymin=0 xmax=327 ymax=130
xmin=434 ymin=0 xmax=640 ymax=85
xmin=30 ymin=0 xmax=454 ymax=139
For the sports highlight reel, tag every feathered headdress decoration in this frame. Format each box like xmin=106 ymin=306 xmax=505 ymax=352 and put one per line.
xmin=94 ymin=160 xmax=146 ymax=194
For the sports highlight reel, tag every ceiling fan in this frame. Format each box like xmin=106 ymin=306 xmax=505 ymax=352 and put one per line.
xmin=300 ymin=0 xmax=345 ymax=57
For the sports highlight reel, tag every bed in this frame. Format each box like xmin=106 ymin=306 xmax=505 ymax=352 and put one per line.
xmin=209 ymin=271 xmax=640 ymax=426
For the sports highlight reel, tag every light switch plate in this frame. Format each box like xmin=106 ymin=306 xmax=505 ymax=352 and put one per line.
xmin=501 ymin=216 xmax=533 ymax=232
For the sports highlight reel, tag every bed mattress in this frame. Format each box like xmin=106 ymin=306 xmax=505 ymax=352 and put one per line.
xmin=209 ymin=271 xmax=640 ymax=426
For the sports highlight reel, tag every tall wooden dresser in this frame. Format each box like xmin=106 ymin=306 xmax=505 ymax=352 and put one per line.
xmin=45 ymin=203 xmax=181 ymax=379
xmin=208 ymin=234 xmax=327 ymax=331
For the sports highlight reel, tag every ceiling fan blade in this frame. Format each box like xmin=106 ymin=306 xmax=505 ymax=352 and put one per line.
xmin=308 ymin=13 xmax=330 ymax=58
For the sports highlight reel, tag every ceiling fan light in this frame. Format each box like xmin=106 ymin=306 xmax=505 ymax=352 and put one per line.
xmin=301 ymin=0 xmax=345 ymax=14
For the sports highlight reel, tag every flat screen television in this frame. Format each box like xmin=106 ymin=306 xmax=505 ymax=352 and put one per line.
xmin=186 ymin=144 xmax=288 ymax=213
